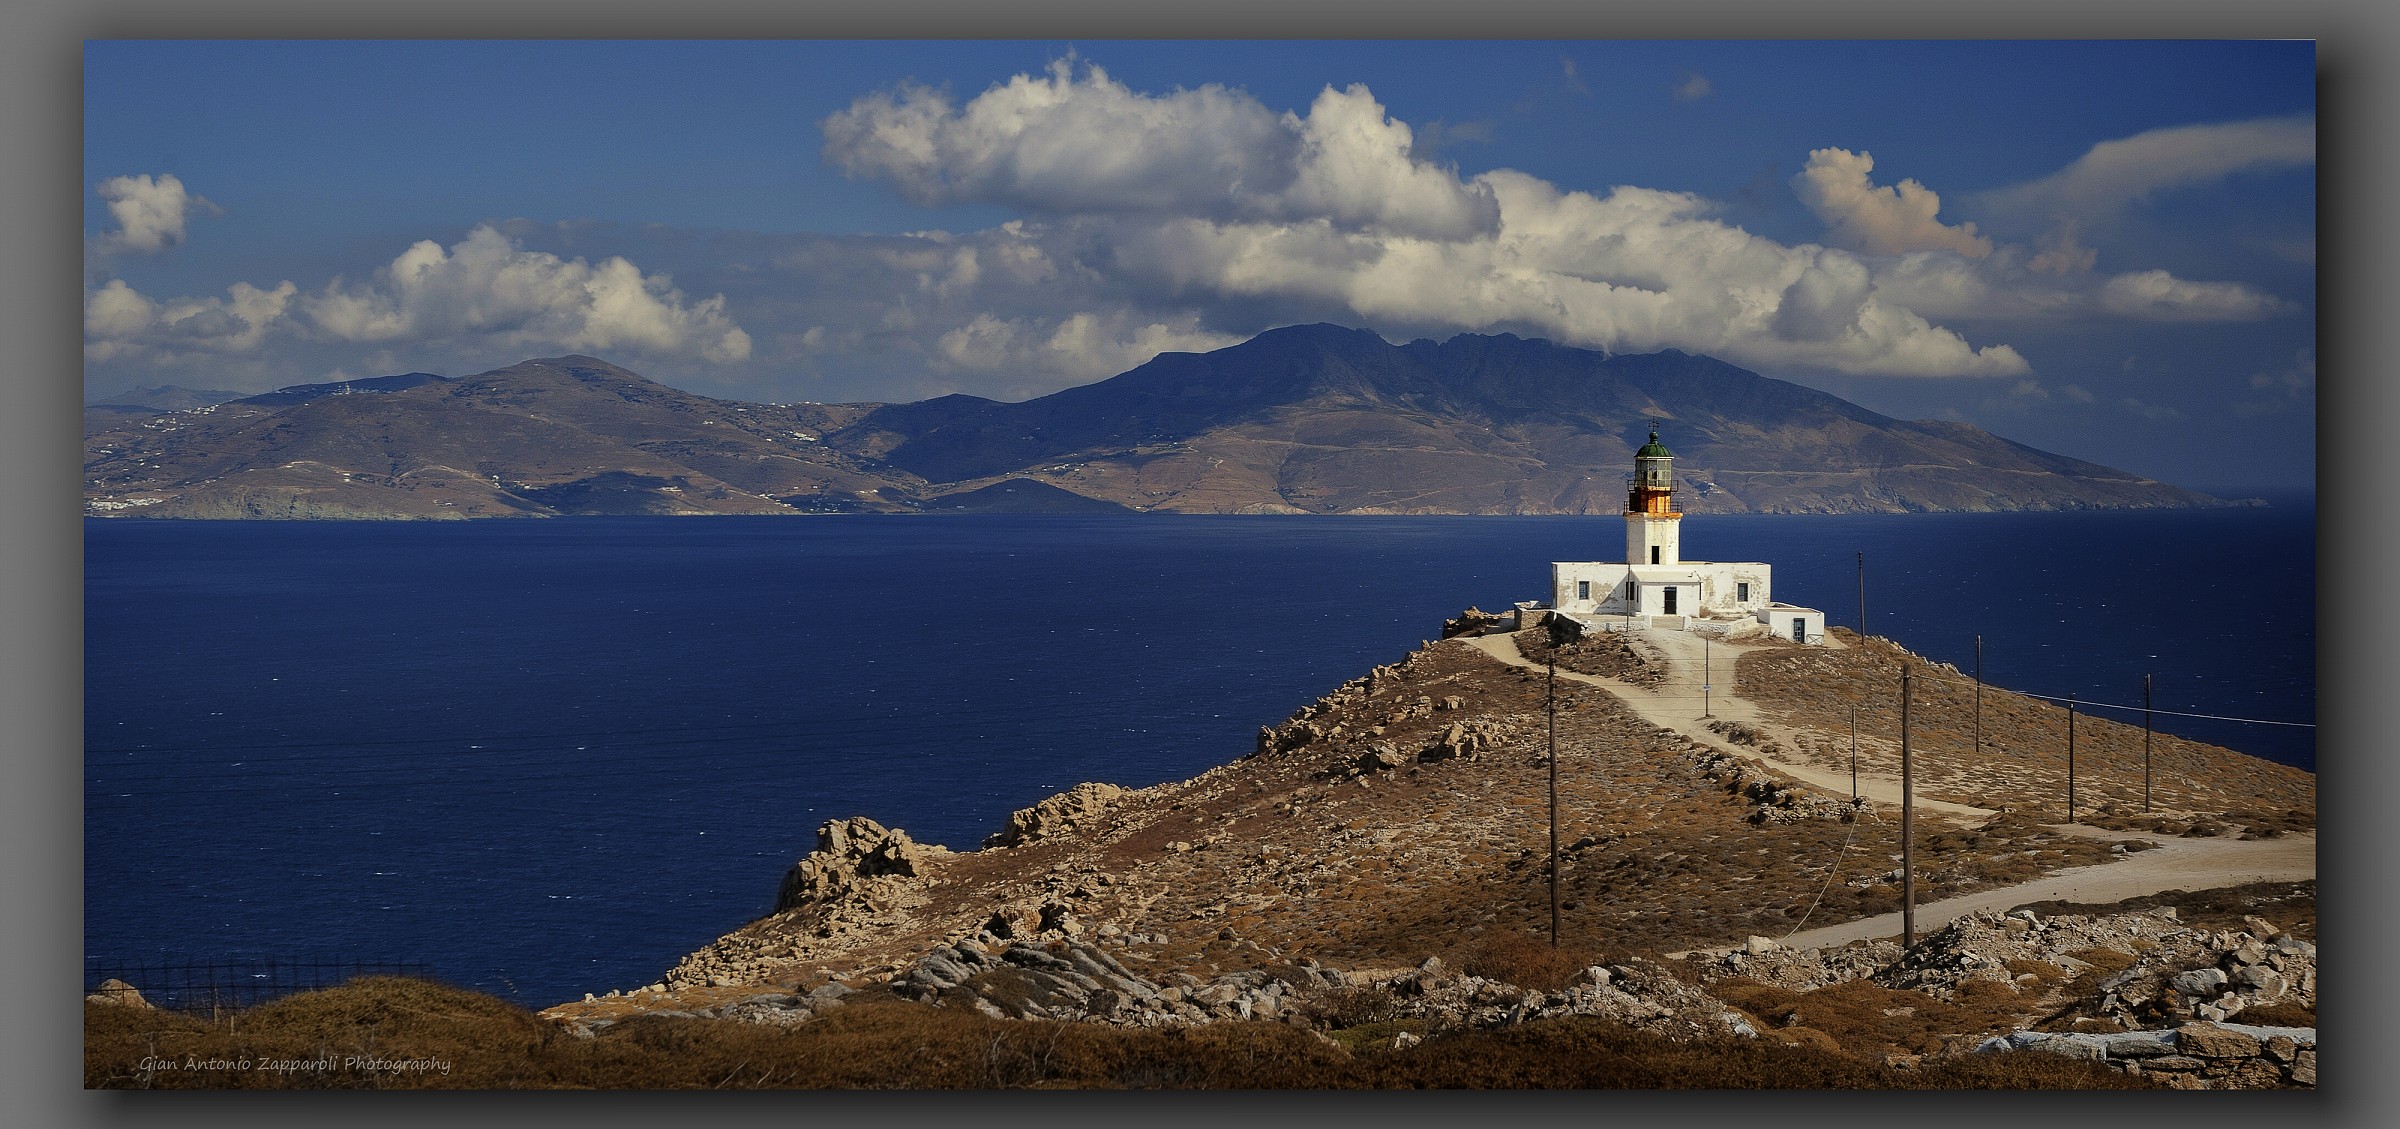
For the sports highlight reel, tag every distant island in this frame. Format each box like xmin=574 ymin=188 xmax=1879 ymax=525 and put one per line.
xmin=84 ymin=325 xmax=2237 ymax=520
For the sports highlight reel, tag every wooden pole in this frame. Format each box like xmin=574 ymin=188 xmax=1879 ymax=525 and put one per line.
xmin=2067 ymin=693 xmax=2078 ymax=824
xmin=2143 ymin=674 xmax=2153 ymax=814
xmin=1849 ymin=708 xmax=1858 ymax=802
xmin=1548 ymin=652 xmax=1560 ymax=948
xmin=1901 ymin=665 xmax=1914 ymax=950
xmin=1973 ymin=634 xmax=1983 ymax=753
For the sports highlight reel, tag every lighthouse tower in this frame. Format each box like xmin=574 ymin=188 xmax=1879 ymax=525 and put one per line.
xmin=1547 ymin=425 xmax=1822 ymax=642
xmin=1625 ymin=428 xmax=1681 ymax=568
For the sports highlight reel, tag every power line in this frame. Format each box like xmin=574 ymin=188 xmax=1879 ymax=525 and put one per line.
xmin=2013 ymin=691 xmax=2313 ymax=729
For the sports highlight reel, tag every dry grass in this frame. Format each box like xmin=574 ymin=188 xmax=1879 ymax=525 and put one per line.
xmin=1711 ymin=976 xmax=2044 ymax=1061
xmin=2008 ymin=880 xmax=2315 ymax=943
xmin=88 ymin=977 xmax=2150 ymax=1090
xmin=1736 ymin=630 xmax=2315 ymax=827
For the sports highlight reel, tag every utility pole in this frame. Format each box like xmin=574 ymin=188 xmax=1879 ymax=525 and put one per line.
xmin=1849 ymin=708 xmax=1858 ymax=802
xmin=1857 ymin=551 xmax=1866 ymax=640
xmin=1548 ymin=651 xmax=1560 ymax=949
xmin=1900 ymin=665 xmax=1914 ymax=951
xmin=1702 ymin=635 xmax=1713 ymax=718
xmin=2066 ymin=693 xmax=2078 ymax=824
xmin=2143 ymin=674 xmax=2154 ymax=814
xmin=1973 ymin=634 xmax=1983 ymax=754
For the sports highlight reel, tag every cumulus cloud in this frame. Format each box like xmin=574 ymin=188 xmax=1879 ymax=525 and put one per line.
xmin=1083 ymin=172 xmax=2029 ymax=378
xmin=1978 ymin=114 xmax=2315 ymax=226
xmin=1793 ymin=148 xmax=1992 ymax=258
xmin=2096 ymin=269 xmax=2293 ymax=321
xmin=936 ymin=310 xmax=1242 ymax=380
xmin=303 ymin=225 xmax=751 ymax=361
xmin=1671 ymin=71 xmax=1712 ymax=101
xmin=84 ymin=225 xmax=750 ymax=367
xmin=83 ymin=276 xmax=294 ymax=362
xmin=823 ymin=60 xmax=1500 ymax=241
xmin=91 ymin=173 xmax=218 ymax=254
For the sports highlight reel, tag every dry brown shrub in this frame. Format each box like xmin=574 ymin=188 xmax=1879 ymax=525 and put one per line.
xmin=86 ymin=977 xmax=2154 ymax=1090
xmin=1458 ymin=932 xmax=1605 ymax=992
xmin=2235 ymin=1001 xmax=2314 ymax=1027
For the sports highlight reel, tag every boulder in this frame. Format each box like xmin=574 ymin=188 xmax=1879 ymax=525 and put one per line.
xmin=776 ymin=816 xmax=948 ymax=910
xmin=2171 ymin=968 xmax=2229 ymax=997
xmin=85 ymin=978 xmax=150 ymax=1008
xmin=985 ymin=782 xmax=1130 ymax=848
xmin=2176 ymin=1022 xmax=2263 ymax=1059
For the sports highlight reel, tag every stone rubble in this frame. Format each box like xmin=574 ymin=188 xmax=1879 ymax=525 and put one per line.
xmin=872 ymin=935 xmax=1754 ymax=1043
xmin=1976 ymin=1023 xmax=2315 ymax=1090
xmin=1694 ymin=906 xmax=2318 ymax=1089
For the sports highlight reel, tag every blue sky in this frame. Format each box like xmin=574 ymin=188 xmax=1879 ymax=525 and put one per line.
xmin=82 ymin=40 xmax=2316 ymax=491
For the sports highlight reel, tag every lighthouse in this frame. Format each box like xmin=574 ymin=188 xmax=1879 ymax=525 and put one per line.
xmin=1625 ymin=428 xmax=1681 ymax=569
xmin=1545 ymin=427 xmax=1826 ymax=643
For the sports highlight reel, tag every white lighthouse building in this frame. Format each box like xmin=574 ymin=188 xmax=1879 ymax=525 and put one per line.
xmin=1548 ymin=429 xmax=1826 ymax=644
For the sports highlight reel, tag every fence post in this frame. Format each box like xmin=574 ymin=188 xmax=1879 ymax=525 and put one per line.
xmin=1900 ymin=664 xmax=1914 ymax=951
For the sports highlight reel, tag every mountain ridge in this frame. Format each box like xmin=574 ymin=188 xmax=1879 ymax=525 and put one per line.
xmin=83 ymin=329 xmax=2234 ymax=519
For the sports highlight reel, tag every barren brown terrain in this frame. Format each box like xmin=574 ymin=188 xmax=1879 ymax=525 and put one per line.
xmin=505 ymin=616 xmax=2314 ymax=1088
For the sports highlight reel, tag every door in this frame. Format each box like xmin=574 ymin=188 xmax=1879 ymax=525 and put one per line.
xmin=1663 ymin=587 xmax=1678 ymax=615
xmin=1792 ymin=617 xmax=1806 ymax=642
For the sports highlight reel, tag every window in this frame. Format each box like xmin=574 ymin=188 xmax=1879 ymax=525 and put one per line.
xmin=1738 ymin=582 xmax=1750 ymax=602
xmin=1650 ymin=546 xmax=1660 ymax=564
xmin=1576 ymin=580 xmax=1590 ymax=600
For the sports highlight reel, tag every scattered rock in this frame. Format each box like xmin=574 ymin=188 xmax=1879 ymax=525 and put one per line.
xmin=85 ymin=978 xmax=150 ymax=1008
xmin=985 ymin=783 xmax=1131 ymax=848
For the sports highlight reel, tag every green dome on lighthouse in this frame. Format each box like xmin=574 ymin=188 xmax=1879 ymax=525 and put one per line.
xmin=1635 ymin=429 xmax=1672 ymax=459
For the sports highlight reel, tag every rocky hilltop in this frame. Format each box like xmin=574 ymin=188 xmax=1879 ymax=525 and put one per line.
xmin=85 ymin=328 xmax=2230 ymax=519
xmin=541 ymin=619 xmax=2316 ymax=1087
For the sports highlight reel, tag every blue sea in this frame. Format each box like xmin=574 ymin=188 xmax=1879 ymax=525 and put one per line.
xmin=83 ymin=504 xmax=2315 ymax=1006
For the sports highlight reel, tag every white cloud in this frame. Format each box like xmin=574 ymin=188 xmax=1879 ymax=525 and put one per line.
xmin=2096 ymin=269 xmax=2292 ymax=321
xmin=1671 ymin=72 xmax=1712 ymax=101
xmin=82 ymin=276 xmax=295 ymax=362
xmin=1086 ymin=172 xmax=2029 ymax=378
xmin=1792 ymin=148 xmax=1992 ymax=258
xmin=812 ymin=75 xmax=2302 ymax=381
xmin=302 ymin=226 xmax=751 ymax=361
xmin=1978 ymin=115 xmax=2315 ymax=226
xmin=85 ymin=225 xmax=751 ymax=367
xmin=823 ymin=60 xmax=1499 ymax=241
xmin=92 ymin=173 xmax=217 ymax=254
xmin=937 ymin=310 xmax=1242 ymax=381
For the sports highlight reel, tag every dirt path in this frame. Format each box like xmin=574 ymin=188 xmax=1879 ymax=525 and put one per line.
xmin=1462 ymin=630 xmax=1993 ymax=820
xmin=1762 ymin=830 xmax=2318 ymax=951
xmin=1458 ymin=628 xmax=2317 ymax=955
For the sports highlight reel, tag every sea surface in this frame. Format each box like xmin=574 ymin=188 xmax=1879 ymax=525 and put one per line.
xmin=84 ymin=503 xmax=2316 ymax=1006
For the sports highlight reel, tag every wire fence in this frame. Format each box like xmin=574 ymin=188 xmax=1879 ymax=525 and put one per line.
xmin=83 ymin=957 xmax=436 ymax=1016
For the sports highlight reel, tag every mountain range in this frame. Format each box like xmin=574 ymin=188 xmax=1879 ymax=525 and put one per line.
xmin=82 ymin=324 xmax=2234 ymax=519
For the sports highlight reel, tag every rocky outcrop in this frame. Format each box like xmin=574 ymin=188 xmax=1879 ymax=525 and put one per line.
xmin=1440 ymin=606 xmax=1510 ymax=639
xmin=984 ymin=782 xmax=1131 ymax=849
xmin=1978 ymin=1022 xmax=2316 ymax=1090
xmin=1688 ymin=745 xmax=1862 ymax=824
xmin=775 ymin=817 xmax=949 ymax=911
xmin=85 ymin=978 xmax=152 ymax=1008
